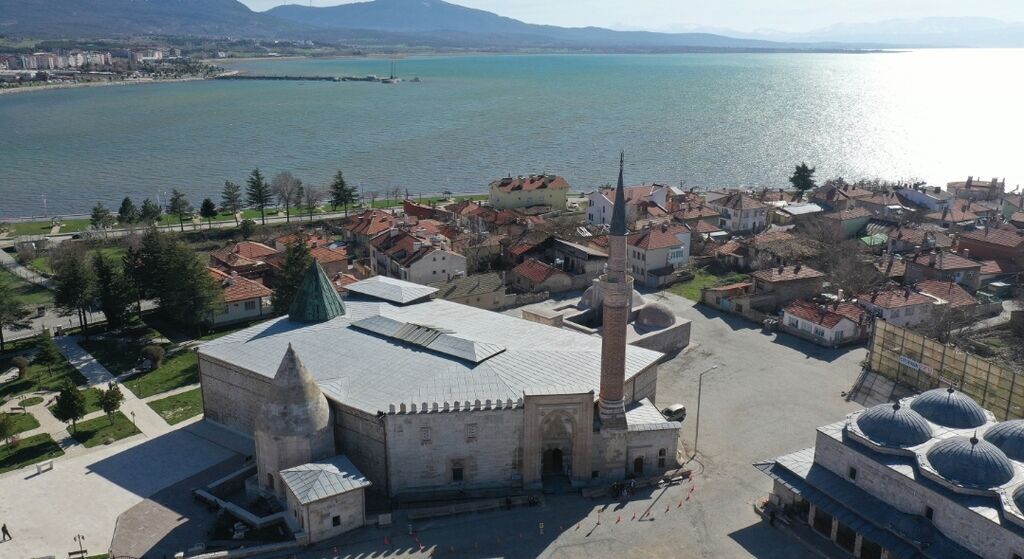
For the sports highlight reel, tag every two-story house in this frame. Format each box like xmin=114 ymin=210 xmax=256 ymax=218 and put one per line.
xmin=895 ymin=185 xmax=953 ymax=211
xmin=625 ymin=223 xmax=691 ymax=287
xmin=587 ymin=183 xmax=680 ymax=229
xmin=956 ymin=226 xmax=1024 ymax=267
xmin=707 ymin=193 xmax=769 ymax=233
xmin=750 ymin=264 xmax=825 ymax=308
xmin=903 ymin=251 xmax=982 ymax=292
xmin=369 ymin=229 xmax=467 ymax=285
xmin=489 ymin=174 xmax=569 ymax=210
xmin=856 ymin=287 xmax=938 ymax=327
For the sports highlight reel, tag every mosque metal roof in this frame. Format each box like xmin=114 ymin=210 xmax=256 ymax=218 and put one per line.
xmin=199 ymin=294 xmax=664 ymax=415
xmin=625 ymin=398 xmax=681 ymax=432
xmin=288 ymin=261 xmax=345 ymax=323
xmin=345 ymin=276 xmax=438 ymax=304
xmin=279 ymin=454 xmax=371 ymax=505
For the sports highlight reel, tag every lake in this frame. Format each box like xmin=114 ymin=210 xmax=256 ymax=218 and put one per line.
xmin=1 ymin=49 xmax=1022 ymax=218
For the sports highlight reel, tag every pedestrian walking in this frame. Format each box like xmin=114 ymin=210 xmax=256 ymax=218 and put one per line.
xmin=1 ymin=523 xmax=11 ymax=541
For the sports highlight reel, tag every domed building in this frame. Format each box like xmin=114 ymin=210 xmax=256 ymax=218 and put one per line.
xmin=578 ymin=283 xmax=645 ymax=312
xmin=636 ymin=303 xmax=677 ymax=331
xmin=984 ymin=420 xmax=1024 ymax=461
xmin=854 ymin=402 xmax=932 ymax=448
xmin=909 ymin=387 xmax=987 ymax=428
xmin=925 ymin=435 xmax=1015 ymax=489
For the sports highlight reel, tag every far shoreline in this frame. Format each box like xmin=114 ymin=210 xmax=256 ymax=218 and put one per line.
xmin=0 ymin=74 xmax=230 ymax=97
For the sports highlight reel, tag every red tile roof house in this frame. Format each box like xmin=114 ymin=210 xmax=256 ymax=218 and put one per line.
xmin=341 ymin=209 xmax=397 ymax=256
xmin=781 ymin=300 xmax=868 ymax=347
xmin=626 ymin=223 xmax=691 ymax=287
xmin=488 ymin=174 xmax=570 ymax=211
xmin=510 ymin=258 xmax=572 ymax=294
xmin=272 ymin=230 xmax=333 ymax=251
xmin=914 ymin=280 xmax=980 ymax=315
xmin=368 ymin=229 xmax=467 ymax=285
xmin=586 ymin=183 xmax=680 ymax=229
xmin=208 ymin=268 xmax=272 ymax=327
xmin=822 ymin=206 xmax=873 ymax=239
xmin=810 ymin=184 xmax=876 ymax=211
xmin=265 ymin=245 xmax=350 ymax=278
xmin=856 ymin=287 xmax=940 ymax=328
xmin=209 ymin=241 xmax=279 ymax=280
xmin=750 ymin=264 xmax=826 ymax=309
xmin=706 ymin=192 xmax=769 ymax=233
xmin=903 ymin=250 xmax=982 ymax=292
xmin=956 ymin=225 xmax=1024 ymax=267
xmin=924 ymin=202 xmax=979 ymax=232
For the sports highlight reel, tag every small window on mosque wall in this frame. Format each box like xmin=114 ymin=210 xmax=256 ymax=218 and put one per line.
xmin=466 ymin=423 xmax=478 ymax=442
xmin=421 ymin=426 xmax=431 ymax=444
xmin=452 ymin=465 xmax=464 ymax=483
xmin=332 ymin=515 xmax=341 ymax=527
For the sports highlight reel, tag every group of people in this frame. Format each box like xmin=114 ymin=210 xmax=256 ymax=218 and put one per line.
xmin=612 ymin=479 xmax=638 ymax=500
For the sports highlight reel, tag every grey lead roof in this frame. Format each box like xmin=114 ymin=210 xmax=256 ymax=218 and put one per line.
xmin=279 ymin=454 xmax=371 ymax=505
xmin=626 ymin=398 xmax=680 ymax=432
xmin=200 ymin=293 xmax=664 ymax=415
xmin=345 ymin=276 xmax=438 ymax=304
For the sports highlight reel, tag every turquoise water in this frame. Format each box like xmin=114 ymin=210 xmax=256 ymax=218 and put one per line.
xmin=2 ymin=50 xmax=1022 ymax=217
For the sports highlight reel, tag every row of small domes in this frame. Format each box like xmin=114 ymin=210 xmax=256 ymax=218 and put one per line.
xmin=854 ymin=388 xmax=1024 ymax=490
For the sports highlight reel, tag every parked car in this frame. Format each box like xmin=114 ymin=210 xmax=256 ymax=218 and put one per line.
xmin=662 ymin=404 xmax=687 ymax=422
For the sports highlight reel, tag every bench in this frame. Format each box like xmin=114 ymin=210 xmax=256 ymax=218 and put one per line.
xmin=36 ymin=460 xmax=54 ymax=474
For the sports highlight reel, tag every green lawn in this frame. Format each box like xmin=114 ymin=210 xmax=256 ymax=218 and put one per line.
xmin=48 ymin=387 xmax=104 ymax=417
xmin=70 ymin=411 xmax=140 ymax=447
xmin=668 ymin=269 xmax=750 ymax=302
xmin=20 ymin=396 xmax=44 ymax=407
xmin=0 ymin=433 xmax=64 ymax=474
xmin=0 ymin=267 xmax=54 ymax=306
xmin=127 ymin=350 xmax=199 ymax=398
xmin=148 ymin=388 xmax=203 ymax=425
xmin=3 ymin=411 xmax=40 ymax=435
xmin=0 ymin=354 xmax=86 ymax=401
xmin=9 ymin=218 xmax=92 ymax=236
xmin=79 ymin=338 xmax=146 ymax=375
xmin=30 ymin=255 xmax=53 ymax=275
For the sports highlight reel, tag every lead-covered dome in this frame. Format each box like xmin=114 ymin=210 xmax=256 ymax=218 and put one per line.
xmin=855 ymin=402 xmax=933 ymax=447
xmin=578 ymin=284 xmax=645 ymax=311
xmin=910 ymin=387 xmax=987 ymax=429
xmin=636 ymin=303 xmax=676 ymax=330
xmin=926 ymin=435 xmax=1014 ymax=488
xmin=984 ymin=420 xmax=1024 ymax=461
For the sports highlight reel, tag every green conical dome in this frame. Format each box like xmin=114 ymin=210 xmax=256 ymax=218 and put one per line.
xmin=288 ymin=260 xmax=345 ymax=322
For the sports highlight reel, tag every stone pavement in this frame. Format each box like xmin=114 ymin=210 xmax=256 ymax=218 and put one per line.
xmin=0 ymin=421 xmax=242 ymax=559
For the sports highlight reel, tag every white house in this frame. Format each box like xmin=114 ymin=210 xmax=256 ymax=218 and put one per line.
xmin=209 ymin=268 xmax=272 ymax=326
xmin=625 ymin=223 xmax=691 ymax=287
xmin=369 ymin=229 xmax=467 ymax=285
xmin=895 ymin=185 xmax=953 ymax=211
xmin=856 ymin=288 xmax=940 ymax=327
xmin=707 ymin=192 xmax=769 ymax=233
xmin=587 ymin=183 xmax=680 ymax=229
xmin=781 ymin=300 xmax=867 ymax=347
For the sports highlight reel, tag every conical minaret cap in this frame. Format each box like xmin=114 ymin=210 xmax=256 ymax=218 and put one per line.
xmin=610 ymin=151 xmax=627 ymax=236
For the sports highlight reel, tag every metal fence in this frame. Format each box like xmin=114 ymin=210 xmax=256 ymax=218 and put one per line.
xmin=867 ymin=319 xmax=1024 ymax=420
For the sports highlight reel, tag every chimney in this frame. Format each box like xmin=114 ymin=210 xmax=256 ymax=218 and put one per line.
xmin=928 ymin=251 xmax=937 ymax=266
xmin=938 ymin=251 xmax=944 ymax=269
xmin=962 ymin=248 xmax=969 ymax=259
xmin=837 ymin=288 xmax=844 ymax=302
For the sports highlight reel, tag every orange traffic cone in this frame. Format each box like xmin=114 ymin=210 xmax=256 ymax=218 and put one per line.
xmin=665 ymin=505 xmax=670 ymax=513
xmin=575 ymin=523 xmax=580 ymax=531
xmin=616 ymin=515 xmax=621 ymax=523
xmin=631 ymin=512 xmax=636 ymax=520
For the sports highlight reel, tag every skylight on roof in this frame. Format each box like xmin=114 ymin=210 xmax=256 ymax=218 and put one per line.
xmin=351 ymin=315 xmax=505 ymax=363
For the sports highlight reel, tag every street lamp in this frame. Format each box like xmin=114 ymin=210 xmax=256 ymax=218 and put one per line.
xmin=690 ymin=364 xmax=719 ymax=461
xmin=74 ymin=534 xmax=85 ymax=556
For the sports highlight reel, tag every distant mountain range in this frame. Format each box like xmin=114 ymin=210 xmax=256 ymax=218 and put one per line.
xmin=2 ymin=0 xmax=1023 ymax=50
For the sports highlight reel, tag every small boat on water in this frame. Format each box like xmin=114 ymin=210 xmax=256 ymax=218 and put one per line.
xmin=381 ymin=60 xmax=401 ymax=84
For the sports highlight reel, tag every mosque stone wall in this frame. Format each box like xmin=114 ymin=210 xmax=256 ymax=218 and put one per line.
xmin=290 ymin=488 xmax=365 ymax=544
xmin=199 ymin=354 xmax=273 ymax=434
xmin=625 ymin=428 xmax=681 ymax=476
xmin=812 ymin=429 xmax=1024 ymax=558
xmin=624 ymin=365 xmax=659 ymax=406
xmin=385 ymin=407 xmax=524 ymax=497
xmin=331 ymin=402 xmax=388 ymax=495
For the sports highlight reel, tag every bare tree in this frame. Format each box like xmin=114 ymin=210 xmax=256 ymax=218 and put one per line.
xmin=914 ymin=304 xmax=973 ymax=344
xmin=271 ymin=171 xmax=302 ymax=223
xmin=303 ymin=186 xmax=323 ymax=221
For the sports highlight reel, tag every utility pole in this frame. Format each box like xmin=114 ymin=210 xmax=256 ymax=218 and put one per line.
xmin=690 ymin=364 xmax=719 ymax=461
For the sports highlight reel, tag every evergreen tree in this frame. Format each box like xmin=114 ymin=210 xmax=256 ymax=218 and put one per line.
xmin=93 ymin=252 xmax=134 ymax=329
xmin=0 ymin=280 xmax=31 ymax=353
xmin=117 ymin=197 xmax=138 ymax=225
xmin=220 ymin=180 xmax=243 ymax=225
xmin=98 ymin=383 xmax=124 ymax=424
xmin=246 ymin=168 xmax=271 ymax=225
xmin=137 ymin=227 xmax=169 ymax=302
xmin=161 ymin=240 xmax=223 ymax=334
xmin=239 ymin=219 xmax=256 ymax=240
xmin=167 ymin=189 xmax=193 ymax=232
xmin=271 ymin=241 xmax=312 ymax=315
xmin=789 ymin=162 xmax=817 ymax=199
xmin=34 ymin=332 xmax=63 ymax=377
xmin=53 ymin=382 xmax=86 ymax=433
xmin=139 ymin=198 xmax=162 ymax=223
xmin=90 ymin=203 xmax=114 ymax=230
xmin=0 ymin=412 xmax=13 ymax=447
xmin=52 ymin=250 xmax=96 ymax=335
xmin=329 ymin=170 xmax=356 ymax=215
xmin=200 ymin=198 xmax=218 ymax=229
xmin=122 ymin=246 xmax=145 ymax=321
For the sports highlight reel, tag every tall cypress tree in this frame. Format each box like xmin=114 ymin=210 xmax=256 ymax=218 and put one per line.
xmin=221 ymin=180 xmax=243 ymax=225
xmin=246 ymin=168 xmax=271 ymax=225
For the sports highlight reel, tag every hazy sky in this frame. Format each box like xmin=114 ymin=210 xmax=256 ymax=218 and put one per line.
xmin=240 ymin=0 xmax=1024 ymax=32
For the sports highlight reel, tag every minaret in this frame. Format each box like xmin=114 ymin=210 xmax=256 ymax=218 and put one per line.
xmin=598 ymin=152 xmax=632 ymax=425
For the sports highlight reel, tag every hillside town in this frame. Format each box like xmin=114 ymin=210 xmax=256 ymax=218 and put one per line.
xmin=0 ymin=46 xmax=221 ymax=89
xmin=2 ymin=163 xmax=1024 ymax=559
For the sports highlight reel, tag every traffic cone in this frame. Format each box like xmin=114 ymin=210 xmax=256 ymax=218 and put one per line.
xmin=690 ymin=485 xmax=696 ymax=493
xmin=665 ymin=505 xmax=670 ymax=513
xmin=686 ymin=494 xmax=691 ymax=501
xmin=616 ymin=515 xmax=621 ymax=524
xmin=631 ymin=512 xmax=636 ymax=521
xmin=575 ymin=523 xmax=580 ymax=531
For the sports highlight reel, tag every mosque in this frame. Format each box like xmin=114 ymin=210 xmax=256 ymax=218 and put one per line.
xmin=197 ymin=156 xmax=683 ymax=542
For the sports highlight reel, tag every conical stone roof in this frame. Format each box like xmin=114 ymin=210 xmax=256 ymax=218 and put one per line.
xmin=256 ymin=344 xmax=331 ymax=438
xmin=288 ymin=260 xmax=345 ymax=323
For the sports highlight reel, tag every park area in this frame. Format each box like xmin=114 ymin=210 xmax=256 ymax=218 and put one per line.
xmin=148 ymin=388 xmax=203 ymax=425
xmin=0 ymin=266 xmax=53 ymax=306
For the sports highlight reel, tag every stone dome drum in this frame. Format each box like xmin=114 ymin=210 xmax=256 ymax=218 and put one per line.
xmin=579 ymin=284 xmax=645 ymax=311
xmin=855 ymin=402 xmax=933 ymax=448
xmin=909 ymin=387 xmax=987 ymax=429
xmin=925 ymin=435 xmax=1015 ymax=489
xmin=984 ymin=419 xmax=1024 ymax=461
xmin=636 ymin=303 xmax=676 ymax=330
